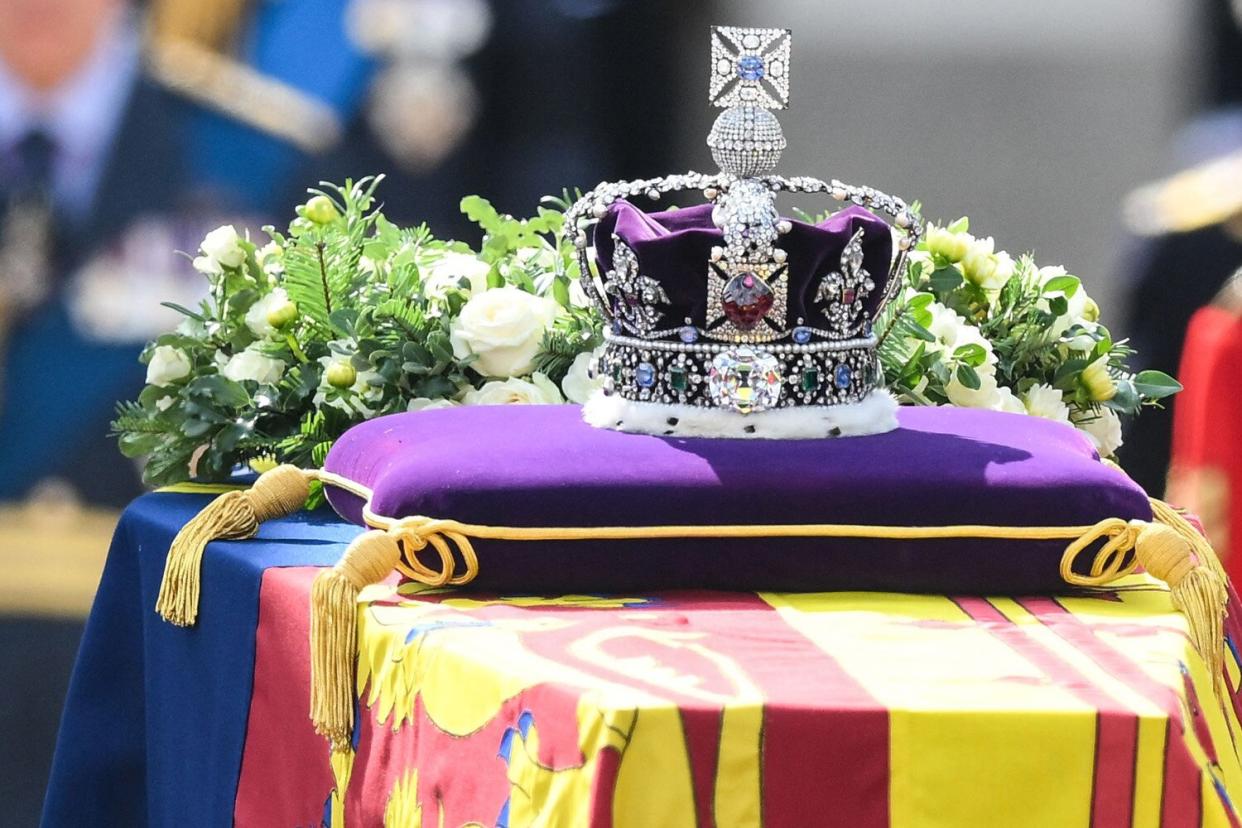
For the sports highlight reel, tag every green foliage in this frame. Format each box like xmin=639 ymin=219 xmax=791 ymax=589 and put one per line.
xmin=113 ymin=177 xmax=600 ymax=486
xmin=874 ymin=218 xmax=1179 ymax=457
xmin=114 ymin=179 xmax=1178 ymax=482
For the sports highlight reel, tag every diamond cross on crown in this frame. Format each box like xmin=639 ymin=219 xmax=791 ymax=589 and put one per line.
xmin=709 ymin=26 xmax=792 ymax=110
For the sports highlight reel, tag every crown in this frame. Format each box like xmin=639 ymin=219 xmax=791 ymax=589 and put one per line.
xmin=568 ymin=27 xmax=923 ymax=438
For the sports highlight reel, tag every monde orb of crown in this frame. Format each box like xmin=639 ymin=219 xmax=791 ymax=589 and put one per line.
xmin=707 ymin=106 xmax=786 ymax=177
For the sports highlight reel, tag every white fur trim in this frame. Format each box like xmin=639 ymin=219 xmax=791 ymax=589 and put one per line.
xmin=582 ymin=389 xmax=899 ymax=439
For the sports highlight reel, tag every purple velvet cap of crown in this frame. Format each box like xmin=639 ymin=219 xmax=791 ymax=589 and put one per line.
xmin=323 ymin=404 xmax=1151 ymax=595
xmin=592 ymin=201 xmax=894 ymax=330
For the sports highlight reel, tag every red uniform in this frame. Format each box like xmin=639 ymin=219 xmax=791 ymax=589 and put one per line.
xmin=1169 ymin=303 xmax=1242 ymax=576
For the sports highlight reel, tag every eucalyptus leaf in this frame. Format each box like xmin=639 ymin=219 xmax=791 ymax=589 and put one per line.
xmin=953 ymin=343 xmax=988 ymax=367
xmin=1133 ymin=370 xmax=1183 ymax=399
xmin=1104 ymin=379 xmax=1141 ymax=414
xmin=328 ymin=308 xmax=359 ymax=338
xmin=187 ymin=375 xmax=250 ymax=409
xmin=928 ymin=266 xmax=963 ymax=295
xmin=955 ymin=363 xmax=982 ymax=391
xmin=427 ymin=333 xmax=455 ymax=363
xmin=1041 ymin=275 xmax=1080 ymax=297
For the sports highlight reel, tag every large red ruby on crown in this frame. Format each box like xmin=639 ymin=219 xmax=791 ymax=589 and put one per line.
xmin=722 ymin=273 xmax=774 ymax=330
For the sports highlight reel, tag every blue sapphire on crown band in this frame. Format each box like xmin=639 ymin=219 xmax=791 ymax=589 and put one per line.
xmin=635 ymin=362 xmax=656 ymax=388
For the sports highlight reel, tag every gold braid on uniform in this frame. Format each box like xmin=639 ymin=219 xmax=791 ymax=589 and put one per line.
xmin=143 ymin=0 xmax=343 ymax=154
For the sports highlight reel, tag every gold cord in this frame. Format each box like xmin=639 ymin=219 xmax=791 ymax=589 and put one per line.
xmin=156 ymin=460 xmax=1233 ymax=750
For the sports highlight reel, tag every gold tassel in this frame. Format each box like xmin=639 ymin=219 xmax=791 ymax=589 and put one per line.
xmin=155 ymin=465 xmax=310 ymax=626
xmin=1133 ymin=517 xmax=1229 ymax=685
xmin=309 ymin=530 xmax=404 ymax=753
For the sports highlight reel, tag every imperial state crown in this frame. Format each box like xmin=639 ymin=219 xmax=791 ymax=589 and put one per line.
xmin=567 ymin=26 xmax=923 ymax=439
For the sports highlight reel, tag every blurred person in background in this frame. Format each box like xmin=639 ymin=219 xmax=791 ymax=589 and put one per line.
xmin=1168 ymin=268 xmax=1242 ymax=576
xmin=0 ymin=0 xmax=693 ymax=821
xmin=0 ymin=1 xmax=343 ymax=819
xmin=1117 ymin=0 xmax=1242 ymax=497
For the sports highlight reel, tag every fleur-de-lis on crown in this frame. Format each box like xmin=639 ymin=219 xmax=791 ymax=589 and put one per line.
xmin=815 ymin=228 xmax=876 ymax=338
xmin=604 ymin=238 xmax=671 ymax=336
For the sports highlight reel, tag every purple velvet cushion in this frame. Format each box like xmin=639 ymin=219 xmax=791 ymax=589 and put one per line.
xmin=324 ymin=405 xmax=1151 ymax=594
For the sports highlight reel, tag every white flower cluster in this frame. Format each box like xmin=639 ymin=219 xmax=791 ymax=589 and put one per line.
xmin=160 ymin=222 xmax=600 ymax=417
xmin=119 ymin=187 xmax=1176 ymax=489
xmin=192 ymin=225 xmax=245 ymax=276
xmin=900 ymin=222 xmax=1124 ymax=457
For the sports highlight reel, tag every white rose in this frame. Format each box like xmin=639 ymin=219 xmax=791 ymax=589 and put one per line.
xmin=450 ymin=286 xmax=559 ymax=378
xmin=244 ymin=288 xmax=291 ymax=338
xmin=462 ymin=373 xmax=565 ymax=406
xmin=199 ymin=225 xmax=245 ymax=270
xmin=256 ymin=241 xmax=283 ymax=279
xmin=1037 ymin=266 xmax=1094 ymax=339
xmin=407 ymin=397 xmax=460 ymax=412
xmin=423 ymin=251 xmax=491 ymax=299
xmin=945 ymin=368 xmax=1004 ymax=410
xmin=960 ymin=236 xmax=1015 ymax=292
xmin=561 ymin=349 xmax=604 ymax=404
xmin=925 ymin=302 xmax=998 ymax=369
xmin=222 ymin=347 xmax=285 ymax=385
xmin=1022 ymin=383 xmax=1071 ymax=424
xmin=146 ymin=345 xmax=192 ymax=386
xmin=192 ymin=255 xmax=222 ymax=276
xmin=1076 ymin=407 xmax=1123 ymax=457
xmin=996 ymin=385 xmax=1026 ymax=414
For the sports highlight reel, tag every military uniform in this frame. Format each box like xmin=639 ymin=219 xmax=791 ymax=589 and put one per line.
xmin=1167 ymin=277 xmax=1242 ymax=580
xmin=0 ymin=4 xmax=381 ymax=821
xmin=1117 ymin=0 xmax=1242 ymax=495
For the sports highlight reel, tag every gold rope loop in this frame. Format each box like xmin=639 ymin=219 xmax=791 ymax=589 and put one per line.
xmin=445 ymin=530 xmax=480 ymax=586
xmin=1059 ymin=518 xmax=1142 ymax=587
xmin=387 ymin=516 xmax=480 ymax=587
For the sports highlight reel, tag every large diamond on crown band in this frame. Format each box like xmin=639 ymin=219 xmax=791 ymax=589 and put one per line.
xmin=708 ymin=346 xmax=783 ymax=414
